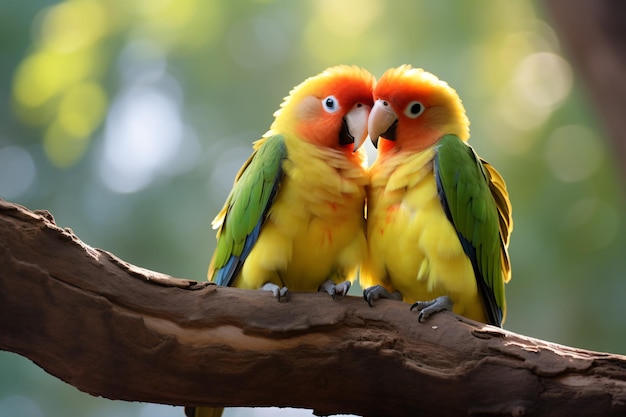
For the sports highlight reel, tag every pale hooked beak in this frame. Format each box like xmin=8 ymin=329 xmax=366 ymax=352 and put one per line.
xmin=346 ymin=104 xmax=371 ymax=152
xmin=368 ymin=99 xmax=398 ymax=148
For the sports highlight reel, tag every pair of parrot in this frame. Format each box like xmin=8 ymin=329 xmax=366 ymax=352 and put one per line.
xmin=208 ymin=64 xmax=512 ymax=324
xmin=189 ymin=64 xmax=513 ymax=417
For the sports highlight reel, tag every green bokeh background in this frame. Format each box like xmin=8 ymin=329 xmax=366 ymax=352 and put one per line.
xmin=1 ymin=1 xmax=624 ymax=416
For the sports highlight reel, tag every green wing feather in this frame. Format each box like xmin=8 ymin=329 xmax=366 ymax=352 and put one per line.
xmin=434 ymin=134 xmax=512 ymax=326
xmin=210 ymin=134 xmax=287 ymax=286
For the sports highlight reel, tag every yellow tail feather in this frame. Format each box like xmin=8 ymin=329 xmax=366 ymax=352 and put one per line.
xmin=185 ymin=406 xmax=224 ymax=417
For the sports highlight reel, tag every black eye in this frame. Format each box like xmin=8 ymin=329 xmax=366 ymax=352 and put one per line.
xmin=404 ymin=101 xmax=425 ymax=118
xmin=322 ymin=95 xmax=339 ymax=113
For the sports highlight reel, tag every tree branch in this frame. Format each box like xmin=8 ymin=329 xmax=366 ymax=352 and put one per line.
xmin=1 ymin=199 xmax=625 ymax=417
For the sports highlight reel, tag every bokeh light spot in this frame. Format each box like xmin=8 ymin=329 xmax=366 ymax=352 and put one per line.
xmin=43 ymin=122 xmax=90 ymax=168
xmin=544 ymin=125 xmax=604 ymax=182
xmin=0 ymin=146 xmax=36 ymax=198
xmin=490 ymin=51 xmax=572 ymax=143
xmin=0 ymin=396 xmax=44 ymax=417
xmin=40 ymin=0 xmax=108 ymax=54
xmin=315 ymin=0 xmax=383 ymax=37
xmin=99 ymin=83 xmax=184 ymax=193
xmin=137 ymin=0 xmax=195 ymax=29
xmin=13 ymin=49 xmax=96 ymax=112
xmin=134 ymin=0 xmax=222 ymax=50
xmin=304 ymin=0 xmax=384 ymax=64
xmin=512 ymin=52 xmax=572 ymax=110
xmin=57 ymin=82 xmax=108 ymax=137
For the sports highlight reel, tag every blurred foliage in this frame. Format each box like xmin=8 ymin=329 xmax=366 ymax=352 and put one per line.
xmin=1 ymin=0 xmax=625 ymax=416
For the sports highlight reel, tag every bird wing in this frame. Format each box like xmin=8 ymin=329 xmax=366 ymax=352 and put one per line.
xmin=209 ymin=134 xmax=287 ymax=287
xmin=434 ymin=134 xmax=512 ymax=326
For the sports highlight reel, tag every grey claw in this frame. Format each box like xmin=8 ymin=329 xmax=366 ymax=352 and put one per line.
xmin=410 ymin=296 xmax=453 ymax=322
xmin=362 ymin=287 xmax=376 ymax=307
xmin=278 ymin=286 xmax=288 ymax=302
xmin=319 ymin=280 xmax=351 ymax=299
xmin=363 ymin=285 xmax=401 ymax=307
xmin=261 ymin=283 xmax=289 ymax=302
xmin=333 ymin=281 xmax=351 ymax=299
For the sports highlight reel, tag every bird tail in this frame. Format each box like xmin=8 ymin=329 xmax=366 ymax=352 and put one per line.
xmin=184 ymin=407 xmax=224 ymax=417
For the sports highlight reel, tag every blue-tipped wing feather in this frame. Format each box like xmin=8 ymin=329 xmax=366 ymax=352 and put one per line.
xmin=211 ymin=135 xmax=287 ymax=287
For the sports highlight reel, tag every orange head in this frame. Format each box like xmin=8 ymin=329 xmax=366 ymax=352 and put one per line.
xmin=369 ymin=65 xmax=470 ymax=154
xmin=270 ymin=65 xmax=375 ymax=152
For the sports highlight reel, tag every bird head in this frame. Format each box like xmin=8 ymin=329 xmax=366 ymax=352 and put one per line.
xmin=369 ymin=65 xmax=470 ymax=154
xmin=271 ymin=65 xmax=374 ymax=152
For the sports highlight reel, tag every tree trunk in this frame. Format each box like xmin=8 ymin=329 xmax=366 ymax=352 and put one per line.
xmin=1 ymin=199 xmax=625 ymax=417
xmin=543 ymin=0 xmax=626 ymax=181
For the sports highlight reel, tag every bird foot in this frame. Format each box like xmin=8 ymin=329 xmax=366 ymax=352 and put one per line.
xmin=363 ymin=285 xmax=402 ymax=307
xmin=260 ymin=283 xmax=289 ymax=302
xmin=319 ymin=279 xmax=351 ymax=299
xmin=410 ymin=296 xmax=453 ymax=322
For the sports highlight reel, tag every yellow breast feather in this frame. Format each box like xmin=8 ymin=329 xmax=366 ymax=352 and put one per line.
xmin=363 ymin=148 xmax=487 ymax=322
xmin=238 ymin=138 xmax=367 ymax=292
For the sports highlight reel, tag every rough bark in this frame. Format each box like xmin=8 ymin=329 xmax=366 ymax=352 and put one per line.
xmin=1 ymin=198 xmax=625 ymax=417
xmin=543 ymin=0 xmax=626 ymax=181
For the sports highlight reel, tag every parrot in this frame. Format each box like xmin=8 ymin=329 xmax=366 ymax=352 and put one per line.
xmin=358 ymin=65 xmax=513 ymax=327
xmin=185 ymin=66 xmax=374 ymax=417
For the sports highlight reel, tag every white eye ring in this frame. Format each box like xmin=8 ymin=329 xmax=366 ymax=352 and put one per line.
xmin=404 ymin=101 xmax=425 ymax=118
xmin=322 ymin=95 xmax=340 ymax=113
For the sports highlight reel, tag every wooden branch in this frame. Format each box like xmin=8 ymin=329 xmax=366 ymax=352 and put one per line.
xmin=1 ymin=199 xmax=626 ymax=417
